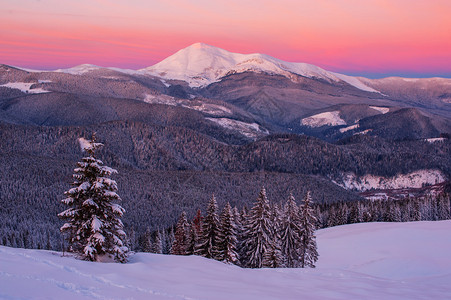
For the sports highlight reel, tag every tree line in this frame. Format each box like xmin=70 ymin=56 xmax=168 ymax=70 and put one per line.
xmin=141 ymin=189 xmax=318 ymax=268
xmin=136 ymin=191 xmax=451 ymax=262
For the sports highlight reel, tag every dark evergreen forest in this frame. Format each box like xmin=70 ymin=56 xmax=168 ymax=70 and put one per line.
xmin=0 ymin=120 xmax=450 ymax=251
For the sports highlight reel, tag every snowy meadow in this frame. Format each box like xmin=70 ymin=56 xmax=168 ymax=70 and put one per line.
xmin=1 ymin=220 xmax=451 ymax=300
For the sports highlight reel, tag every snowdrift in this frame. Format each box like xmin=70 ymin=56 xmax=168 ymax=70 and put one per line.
xmin=1 ymin=220 xmax=451 ymax=299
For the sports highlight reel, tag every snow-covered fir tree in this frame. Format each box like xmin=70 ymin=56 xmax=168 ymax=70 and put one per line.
xmin=195 ymin=194 xmax=220 ymax=259
xmin=410 ymin=197 xmax=422 ymax=221
xmin=262 ymin=238 xmax=284 ymax=268
xmin=192 ymin=209 xmax=203 ymax=236
xmin=142 ymin=227 xmax=153 ymax=252
xmin=58 ymin=134 xmax=128 ymax=263
xmin=437 ymin=194 xmax=451 ymax=220
xmin=262 ymin=203 xmax=283 ymax=268
xmin=171 ymin=211 xmax=189 ymax=255
xmin=186 ymin=222 xmax=199 ymax=255
xmin=151 ymin=229 xmax=163 ymax=254
xmin=348 ymin=202 xmax=362 ymax=224
xmin=237 ymin=207 xmax=248 ymax=265
xmin=242 ymin=187 xmax=273 ymax=268
xmin=165 ymin=227 xmax=175 ymax=254
xmin=299 ymin=191 xmax=319 ymax=268
xmin=385 ymin=202 xmax=402 ymax=222
xmin=216 ymin=202 xmax=239 ymax=265
xmin=280 ymin=193 xmax=302 ymax=268
xmin=187 ymin=209 xmax=203 ymax=255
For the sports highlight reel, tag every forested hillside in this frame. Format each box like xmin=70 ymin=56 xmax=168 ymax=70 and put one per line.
xmin=1 ymin=119 xmax=450 ymax=251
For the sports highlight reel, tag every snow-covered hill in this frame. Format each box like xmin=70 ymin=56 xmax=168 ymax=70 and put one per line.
xmin=2 ymin=220 xmax=451 ymax=300
xmin=141 ymin=43 xmax=379 ymax=92
xmin=55 ymin=64 xmax=103 ymax=75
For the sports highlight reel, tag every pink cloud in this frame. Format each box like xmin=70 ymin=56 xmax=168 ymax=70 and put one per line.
xmin=0 ymin=0 xmax=449 ymax=76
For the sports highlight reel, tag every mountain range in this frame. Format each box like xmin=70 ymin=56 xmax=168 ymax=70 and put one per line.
xmin=0 ymin=43 xmax=450 ymax=246
xmin=1 ymin=42 xmax=450 ymax=142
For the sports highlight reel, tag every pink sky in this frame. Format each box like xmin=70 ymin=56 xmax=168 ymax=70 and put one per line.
xmin=1 ymin=0 xmax=450 ymax=77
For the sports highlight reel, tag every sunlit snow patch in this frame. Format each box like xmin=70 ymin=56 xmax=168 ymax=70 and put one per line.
xmin=335 ymin=169 xmax=446 ymax=192
xmin=354 ymin=129 xmax=372 ymax=135
xmin=160 ymin=79 xmax=171 ymax=87
xmin=332 ymin=72 xmax=380 ymax=93
xmin=55 ymin=64 xmax=102 ymax=75
xmin=207 ymin=117 xmax=268 ymax=139
xmin=143 ymin=94 xmax=179 ymax=106
xmin=339 ymin=124 xmax=359 ymax=133
xmin=189 ymin=103 xmax=232 ymax=115
xmin=369 ymin=106 xmax=390 ymax=114
xmin=0 ymin=82 xmax=49 ymax=94
xmin=78 ymin=138 xmax=92 ymax=152
xmin=425 ymin=138 xmax=446 ymax=143
xmin=301 ymin=111 xmax=346 ymax=127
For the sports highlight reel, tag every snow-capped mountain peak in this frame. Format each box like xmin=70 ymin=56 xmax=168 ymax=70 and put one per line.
xmin=141 ymin=43 xmax=379 ymax=93
xmin=55 ymin=64 xmax=103 ymax=75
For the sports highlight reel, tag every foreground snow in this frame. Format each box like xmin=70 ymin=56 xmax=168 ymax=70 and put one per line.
xmin=1 ymin=221 xmax=451 ymax=299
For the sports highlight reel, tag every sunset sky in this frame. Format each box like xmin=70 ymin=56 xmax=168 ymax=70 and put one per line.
xmin=1 ymin=0 xmax=450 ymax=78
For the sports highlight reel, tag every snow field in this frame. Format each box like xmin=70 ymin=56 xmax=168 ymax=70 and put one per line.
xmin=337 ymin=169 xmax=446 ymax=191
xmin=0 ymin=82 xmax=50 ymax=94
xmin=1 ymin=220 xmax=451 ymax=299
xmin=301 ymin=111 xmax=347 ymax=127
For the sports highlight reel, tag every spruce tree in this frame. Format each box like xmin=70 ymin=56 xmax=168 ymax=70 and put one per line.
xmin=436 ymin=194 xmax=450 ymax=220
xmin=262 ymin=239 xmax=284 ymax=268
xmin=195 ymin=194 xmax=220 ymax=259
xmin=216 ymin=202 xmax=239 ymax=264
xmin=262 ymin=203 xmax=283 ymax=268
xmin=348 ymin=202 xmax=362 ymax=224
xmin=280 ymin=194 xmax=302 ymax=268
xmin=410 ymin=197 xmax=422 ymax=221
xmin=234 ymin=206 xmax=247 ymax=266
xmin=186 ymin=222 xmax=199 ymax=255
xmin=166 ymin=227 xmax=175 ymax=254
xmin=151 ymin=229 xmax=163 ymax=254
xmin=299 ymin=191 xmax=319 ymax=268
xmin=171 ymin=211 xmax=189 ymax=255
xmin=187 ymin=209 xmax=203 ymax=255
xmin=142 ymin=227 xmax=153 ymax=252
xmin=59 ymin=134 xmax=128 ymax=263
xmin=242 ymin=187 xmax=273 ymax=268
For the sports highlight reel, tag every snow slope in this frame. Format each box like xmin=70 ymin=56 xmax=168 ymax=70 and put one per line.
xmin=141 ymin=43 xmax=380 ymax=92
xmin=55 ymin=64 xmax=103 ymax=75
xmin=301 ymin=111 xmax=347 ymax=127
xmin=369 ymin=106 xmax=390 ymax=114
xmin=339 ymin=124 xmax=359 ymax=133
xmin=2 ymin=220 xmax=451 ymax=300
xmin=0 ymin=82 xmax=49 ymax=93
